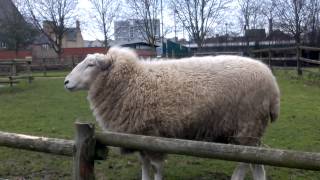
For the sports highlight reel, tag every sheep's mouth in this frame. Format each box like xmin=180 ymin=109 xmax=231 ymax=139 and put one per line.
xmin=65 ymin=85 xmax=76 ymax=91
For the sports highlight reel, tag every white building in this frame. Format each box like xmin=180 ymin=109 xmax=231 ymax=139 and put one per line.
xmin=114 ymin=19 xmax=160 ymax=43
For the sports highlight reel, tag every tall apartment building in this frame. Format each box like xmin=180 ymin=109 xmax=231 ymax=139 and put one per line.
xmin=114 ymin=19 xmax=160 ymax=43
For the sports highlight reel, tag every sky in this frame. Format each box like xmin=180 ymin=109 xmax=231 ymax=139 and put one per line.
xmin=77 ymin=0 xmax=180 ymax=41
xmin=13 ymin=0 xmax=242 ymax=41
xmin=77 ymin=0 xmax=100 ymax=40
xmin=12 ymin=0 xmax=244 ymax=41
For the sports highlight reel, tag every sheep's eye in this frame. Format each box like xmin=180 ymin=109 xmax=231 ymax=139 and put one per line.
xmin=87 ymin=64 xmax=94 ymax=67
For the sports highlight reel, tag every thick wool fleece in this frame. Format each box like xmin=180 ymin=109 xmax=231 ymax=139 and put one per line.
xmin=88 ymin=49 xmax=280 ymax=146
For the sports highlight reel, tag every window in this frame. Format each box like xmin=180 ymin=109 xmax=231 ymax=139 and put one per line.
xmin=41 ymin=44 xmax=50 ymax=50
xmin=130 ymin=27 xmax=134 ymax=38
xmin=0 ymin=42 xmax=7 ymax=48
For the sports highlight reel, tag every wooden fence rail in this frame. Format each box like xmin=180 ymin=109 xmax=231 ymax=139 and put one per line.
xmin=251 ymin=46 xmax=320 ymax=75
xmin=96 ymin=131 xmax=320 ymax=171
xmin=0 ymin=122 xmax=320 ymax=180
xmin=0 ymin=58 xmax=33 ymax=86
xmin=0 ymin=131 xmax=74 ymax=156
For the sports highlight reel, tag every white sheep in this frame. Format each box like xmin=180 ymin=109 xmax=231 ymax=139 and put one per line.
xmin=64 ymin=47 xmax=280 ymax=180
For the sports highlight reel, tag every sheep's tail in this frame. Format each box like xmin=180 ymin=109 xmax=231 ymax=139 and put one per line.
xmin=270 ymin=96 xmax=280 ymax=123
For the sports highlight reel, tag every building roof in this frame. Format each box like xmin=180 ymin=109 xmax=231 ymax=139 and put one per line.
xmin=0 ymin=0 xmax=22 ymax=21
xmin=119 ymin=41 xmax=159 ymax=46
xmin=245 ymin=29 xmax=266 ymax=41
xmin=267 ymin=29 xmax=292 ymax=41
xmin=84 ymin=40 xmax=104 ymax=47
xmin=33 ymin=34 xmax=50 ymax=45
xmin=65 ymin=28 xmax=78 ymax=41
xmin=33 ymin=27 xmax=80 ymax=45
xmin=0 ymin=0 xmax=26 ymax=42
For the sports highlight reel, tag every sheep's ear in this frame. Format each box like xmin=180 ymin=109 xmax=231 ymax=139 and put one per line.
xmin=96 ymin=58 xmax=111 ymax=70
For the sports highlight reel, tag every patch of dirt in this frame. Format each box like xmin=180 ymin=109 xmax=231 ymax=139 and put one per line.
xmin=188 ymin=172 xmax=230 ymax=180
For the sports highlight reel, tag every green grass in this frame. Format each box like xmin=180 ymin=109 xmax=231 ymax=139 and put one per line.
xmin=32 ymin=70 xmax=70 ymax=78
xmin=0 ymin=70 xmax=320 ymax=179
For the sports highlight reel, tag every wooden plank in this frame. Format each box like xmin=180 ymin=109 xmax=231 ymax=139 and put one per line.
xmin=74 ymin=123 xmax=96 ymax=180
xmin=9 ymin=75 xmax=34 ymax=80
xmin=0 ymin=81 xmax=19 ymax=84
xmin=0 ymin=131 xmax=74 ymax=156
xmin=258 ymin=57 xmax=296 ymax=61
xmin=13 ymin=58 xmax=32 ymax=62
xmin=95 ymin=131 xmax=320 ymax=171
xmin=297 ymin=46 xmax=302 ymax=75
xmin=252 ymin=47 xmax=295 ymax=53
xmin=300 ymin=46 xmax=320 ymax=51
xmin=300 ymin=57 xmax=320 ymax=65
xmin=0 ymin=61 xmax=30 ymax=65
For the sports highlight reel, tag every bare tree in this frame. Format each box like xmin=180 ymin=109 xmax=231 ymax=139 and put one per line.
xmin=126 ymin=0 xmax=161 ymax=49
xmin=89 ymin=0 xmax=120 ymax=47
xmin=25 ymin=0 xmax=78 ymax=60
xmin=274 ymin=0 xmax=309 ymax=45
xmin=305 ymin=0 xmax=320 ymax=45
xmin=169 ymin=0 xmax=230 ymax=49
xmin=260 ymin=0 xmax=277 ymax=34
xmin=238 ymin=0 xmax=265 ymax=30
xmin=274 ymin=0 xmax=310 ymax=75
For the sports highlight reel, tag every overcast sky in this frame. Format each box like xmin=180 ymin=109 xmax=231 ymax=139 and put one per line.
xmin=13 ymin=0 xmax=242 ymax=41
xmin=77 ymin=0 xmax=181 ymax=41
xmin=12 ymin=0 xmax=240 ymax=41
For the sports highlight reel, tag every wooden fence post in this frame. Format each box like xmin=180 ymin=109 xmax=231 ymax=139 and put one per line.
xmin=42 ymin=58 xmax=47 ymax=77
xmin=26 ymin=60 xmax=32 ymax=83
xmin=318 ymin=52 xmax=320 ymax=73
xmin=72 ymin=56 xmax=76 ymax=68
xmin=11 ymin=60 xmax=17 ymax=76
xmin=268 ymin=48 xmax=272 ymax=71
xmin=297 ymin=45 xmax=302 ymax=76
xmin=9 ymin=76 xmax=13 ymax=87
xmin=74 ymin=123 xmax=96 ymax=180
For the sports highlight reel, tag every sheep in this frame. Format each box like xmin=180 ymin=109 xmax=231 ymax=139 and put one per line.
xmin=64 ymin=46 xmax=280 ymax=180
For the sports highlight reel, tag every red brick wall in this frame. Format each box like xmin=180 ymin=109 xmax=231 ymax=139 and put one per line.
xmin=62 ymin=47 xmax=107 ymax=57
xmin=62 ymin=47 xmax=155 ymax=58
xmin=0 ymin=47 xmax=156 ymax=61
xmin=0 ymin=50 xmax=32 ymax=60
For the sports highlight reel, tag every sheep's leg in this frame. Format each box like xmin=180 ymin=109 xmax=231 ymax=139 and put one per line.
xmin=250 ymin=164 xmax=266 ymax=180
xmin=150 ymin=159 xmax=164 ymax=180
xmin=231 ymin=162 xmax=249 ymax=180
xmin=139 ymin=152 xmax=151 ymax=180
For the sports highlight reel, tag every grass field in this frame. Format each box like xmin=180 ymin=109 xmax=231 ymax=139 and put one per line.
xmin=0 ymin=69 xmax=320 ymax=180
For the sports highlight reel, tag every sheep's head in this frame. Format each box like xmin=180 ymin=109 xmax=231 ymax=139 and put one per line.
xmin=65 ymin=47 xmax=138 ymax=91
xmin=64 ymin=53 xmax=111 ymax=91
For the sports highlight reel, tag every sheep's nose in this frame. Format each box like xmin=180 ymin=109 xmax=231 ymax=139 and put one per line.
xmin=64 ymin=80 xmax=69 ymax=85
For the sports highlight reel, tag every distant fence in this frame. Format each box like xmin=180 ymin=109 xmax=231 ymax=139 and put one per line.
xmin=251 ymin=46 xmax=320 ymax=75
xmin=0 ymin=58 xmax=33 ymax=86
xmin=31 ymin=56 xmax=85 ymax=76
xmin=0 ymin=48 xmax=157 ymax=74
xmin=0 ymin=122 xmax=320 ymax=179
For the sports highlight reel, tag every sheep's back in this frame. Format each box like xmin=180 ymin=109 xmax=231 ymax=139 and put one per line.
xmin=140 ymin=56 xmax=279 ymax=143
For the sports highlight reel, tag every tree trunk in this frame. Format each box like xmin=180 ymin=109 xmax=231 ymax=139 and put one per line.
xmin=102 ymin=16 xmax=108 ymax=48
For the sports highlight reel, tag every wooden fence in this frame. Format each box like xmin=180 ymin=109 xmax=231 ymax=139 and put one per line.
xmin=251 ymin=46 xmax=320 ymax=75
xmin=0 ymin=122 xmax=320 ymax=179
xmin=0 ymin=58 xmax=33 ymax=86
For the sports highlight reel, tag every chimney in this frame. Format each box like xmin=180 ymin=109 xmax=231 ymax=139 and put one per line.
xmin=268 ymin=18 xmax=273 ymax=34
xmin=76 ymin=20 xmax=80 ymax=29
xmin=43 ymin=20 xmax=53 ymax=34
